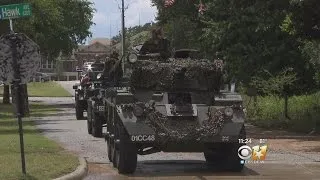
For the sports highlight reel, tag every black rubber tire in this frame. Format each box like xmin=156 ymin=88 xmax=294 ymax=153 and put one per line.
xmin=114 ymin=124 xmax=137 ymax=174
xmin=75 ymin=100 xmax=84 ymax=120
xmin=204 ymin=125 xmax=246 ymax=172
xmin=112 ymin=140 xmax=117 ymax=168
xmin=107 ymin=138 xmax=112 ymax=162
xmin=87 ymin=102 xmax=92 ymax=134
xmin=92 ymin=112 xmax=103 ymax=137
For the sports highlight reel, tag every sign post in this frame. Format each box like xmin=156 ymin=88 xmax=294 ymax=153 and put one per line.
xmin=0 ymin=3 xmax=32 ymax=176
xmin=11 ymin=34 xmax=26 ymax=175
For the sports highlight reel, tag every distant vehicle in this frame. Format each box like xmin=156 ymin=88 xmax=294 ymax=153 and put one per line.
xmin=73 ymin=61 xmax=105 ymax=120
xmin=83 ymin=62 xmax=94 ymax=69
xmin=30 ymin=72 xmax=50 ymax=82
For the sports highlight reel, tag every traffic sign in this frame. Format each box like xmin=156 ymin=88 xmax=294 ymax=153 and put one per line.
xmin=0 ymin=33 xmax=41 ymax=85
xmin=0 ymin=3 xmax=31 ymax=20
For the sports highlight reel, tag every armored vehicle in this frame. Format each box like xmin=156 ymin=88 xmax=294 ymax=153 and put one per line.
xmin=73 ymin=61 xmax=104 ymax=120
xmin=99 ymin=42 xmax=247 ymax=174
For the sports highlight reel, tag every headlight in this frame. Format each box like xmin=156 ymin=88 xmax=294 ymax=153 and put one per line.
xmin=133 ymin=104 xmax=144 ymax=117
xmin=97 ymin=73 xmax=102 ymax=79
xmin=224 ymin=107 xmax=233 ymax=116
xmin=128 ymin=53 xmax=138 ymax=63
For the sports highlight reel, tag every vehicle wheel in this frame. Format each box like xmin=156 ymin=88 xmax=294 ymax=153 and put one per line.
xmin=75 ymin=100 xmax=84 ymax=120
xmin=92 ymin=112 xmax=103 ymax=137
xmin=111 ymin=124 xmax=117 ymax=167
xmin=204 ymin=126 xmax=246 ymax=172
xmin=111 ymin=139 xmax=117 ymax=167
xmin=87 ymin=102 xmax=92 ymax=134
xmin=107 ymin=137 xmax=112 ymax=162
xmin=114 ymin=124 xmax=137 ymax=174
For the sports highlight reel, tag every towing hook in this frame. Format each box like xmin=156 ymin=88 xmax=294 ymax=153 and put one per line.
xmin=114 ymin=139 xmax=120 ymax=149
xmin=105 ymin=132 xmax=110 ymax=140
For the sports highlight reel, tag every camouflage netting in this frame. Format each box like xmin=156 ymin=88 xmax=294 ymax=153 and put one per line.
xmin=130 ymin=59 xmax=224 ymax=92
xmin=0 ymin=33 xmax=41 ymax=84
xmin=141 ymin=106 xmax=229 ymax=143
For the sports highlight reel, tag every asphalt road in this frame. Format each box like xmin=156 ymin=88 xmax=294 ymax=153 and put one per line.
xmin=30 ymin=81 xmax=320 ymax=180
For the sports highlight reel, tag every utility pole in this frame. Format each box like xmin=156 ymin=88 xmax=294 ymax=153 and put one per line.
xmin=139 ymin=12 xmax=141 ymax=26
xmin=121 ymin=0 xmax=125 ymax=72
xmin=109 ymin=19 xmax=112 ymax=55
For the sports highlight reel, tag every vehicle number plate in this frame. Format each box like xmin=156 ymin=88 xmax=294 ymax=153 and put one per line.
xmin=131 ymin=135 xmax=155 ymax=142
xmin=97 ymin=106 xmax=105 ymax=111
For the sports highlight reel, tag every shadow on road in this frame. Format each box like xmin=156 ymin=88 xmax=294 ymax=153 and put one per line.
xmin=0 ymin=120 xmax=34 ymax=126
xmin=31 ymin=112 xmax=76 ymax=118
xmin=246 ymin=124 xmax=320 ymax=140
xmin=126 ymin=160 xmax=259 ymax=177
xmin=0 ymin=128 xmax=69 ymax=135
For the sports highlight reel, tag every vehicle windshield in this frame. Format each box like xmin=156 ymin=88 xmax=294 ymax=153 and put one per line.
xmin=85 ymin=63 xmax=104 ymax=72
xmin=173 ymin=50 xmax=201 ymax=59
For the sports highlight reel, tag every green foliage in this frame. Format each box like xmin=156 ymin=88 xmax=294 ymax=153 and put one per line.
xmin=250 ymin=68 xmax=297 ymax=96
xmin=0 ymin=103 xmax=78 ymax=180
xmin=0 ymin=0 xmax=95 ymax=59
xmin=112 ymin=22 xmax=155 ymax=44
xmin=244 ymin=93 xmax=320 ymax=133
xmin=152 ymin=0 xmax=320 ymax=95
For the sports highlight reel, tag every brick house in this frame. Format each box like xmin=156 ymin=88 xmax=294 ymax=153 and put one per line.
xmin=40 ymin=38 xmax=112 ymax=81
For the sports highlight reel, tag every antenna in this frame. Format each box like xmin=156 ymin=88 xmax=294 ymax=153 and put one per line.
xmin=121 ymin=0 xmax=126 ymax=72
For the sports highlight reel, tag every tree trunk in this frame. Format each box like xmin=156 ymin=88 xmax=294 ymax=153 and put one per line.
xmin=284 ymin=94 xmax=290 ymax=120
xmin=2 ymin=85 xmax=10 ymax=104
xmin=253 ymin=95 xmax=258 ymax=116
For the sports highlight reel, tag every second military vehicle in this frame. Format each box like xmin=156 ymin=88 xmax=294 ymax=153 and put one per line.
xmin=98 ymin=42 xmax=247 ymax=174
xmin=73 ymin=60 xmax=104 ymax=121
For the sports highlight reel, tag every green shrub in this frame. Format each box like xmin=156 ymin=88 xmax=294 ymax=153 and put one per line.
xmin=244 ymin=92 xmax=320 ymax=133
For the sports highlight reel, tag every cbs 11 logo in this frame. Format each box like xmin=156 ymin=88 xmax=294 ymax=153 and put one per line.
xmin=238 ymin=145 xmax=268 ymax=163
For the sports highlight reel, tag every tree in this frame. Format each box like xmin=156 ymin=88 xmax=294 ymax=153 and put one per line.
xmin=152 ymin=0 xmax=319 ymax=95
xmin=0 ymin=0 xmax=95 ymax=107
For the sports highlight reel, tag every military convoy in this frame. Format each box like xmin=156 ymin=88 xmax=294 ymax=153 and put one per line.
xmin=73 ymin=33 xmax=247 ymax=174
xmin=73 ymin=61 xmax=104 ymax=122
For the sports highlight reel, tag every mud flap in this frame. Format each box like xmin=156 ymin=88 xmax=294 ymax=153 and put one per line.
xmin=214 ymin=123 xmax=244 ymax=142
xmin=219 ymin=123 xmax=243 ymax=136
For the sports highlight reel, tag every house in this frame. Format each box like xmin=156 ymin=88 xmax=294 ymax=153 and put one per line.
xmin=40 ymin=38 xmax=113 ymax=81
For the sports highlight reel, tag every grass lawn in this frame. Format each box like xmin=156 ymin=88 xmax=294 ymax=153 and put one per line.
xmin=0 ymin=104 xmax=79 ymax=180
xmin=244 ymin=92 xmax=320 ymax=133
xmin=0 ymin=82 xmax=72 ymax=97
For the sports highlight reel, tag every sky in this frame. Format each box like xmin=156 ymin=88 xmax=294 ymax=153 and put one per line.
xmin=88 ymin=0 xmax=158 ymax=41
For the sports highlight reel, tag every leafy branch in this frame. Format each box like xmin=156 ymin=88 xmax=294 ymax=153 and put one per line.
xmin=250 ymin=67 xmax=297 ymax=96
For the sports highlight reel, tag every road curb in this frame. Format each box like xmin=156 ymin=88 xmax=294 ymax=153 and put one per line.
xmin=53 ymin=157 xmax=88 ymax=180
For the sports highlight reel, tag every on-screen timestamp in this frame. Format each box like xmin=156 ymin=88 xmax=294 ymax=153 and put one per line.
xmin=238 ymin=138 xmax=268 ymax=144
xmin=238 ymin=138 xmax=252 ymax=144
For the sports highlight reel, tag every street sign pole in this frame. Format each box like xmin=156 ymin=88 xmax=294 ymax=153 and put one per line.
xmin=0 ymin=3 xmax=32 ymax=176
xmin=10 ymin=33 xmax=27 ymax=175
xmin=10 ymin=26 xmax=27 ymax=176
xmin=9 ymin=18 xmax=13 ymax=32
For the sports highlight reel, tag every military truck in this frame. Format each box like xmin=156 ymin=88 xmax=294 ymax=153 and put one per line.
xmin=73 ymin=61 xmax=104 ymax=121
xmin=100 ymin=43 xmax=247 ymax=174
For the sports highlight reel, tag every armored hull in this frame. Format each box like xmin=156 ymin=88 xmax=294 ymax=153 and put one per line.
xmin=102 ymin=49 xmax=246 ymax=174
xmin=113 ymin=90 xmax=245 ymax=152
